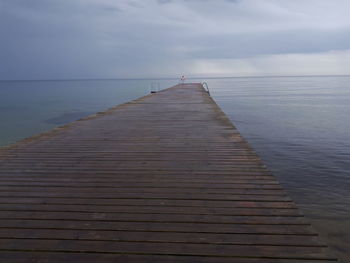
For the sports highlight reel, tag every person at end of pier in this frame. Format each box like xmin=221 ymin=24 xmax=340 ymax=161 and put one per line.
xmin=180 ymin=75 xmax=186 ymax=85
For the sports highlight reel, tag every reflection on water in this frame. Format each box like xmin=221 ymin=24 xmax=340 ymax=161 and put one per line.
xmin=207 ymin=76 xmax=350 ymax=262
xmin=0 ymin=76 xmax=349 ymax=261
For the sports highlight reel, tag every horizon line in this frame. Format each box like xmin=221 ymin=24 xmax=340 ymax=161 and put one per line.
xmin=1 ymin=74 xmax=350 ymax=82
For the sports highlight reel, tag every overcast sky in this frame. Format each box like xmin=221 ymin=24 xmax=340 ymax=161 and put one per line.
xmin=1 ymin=0 xmax=350 ymax=80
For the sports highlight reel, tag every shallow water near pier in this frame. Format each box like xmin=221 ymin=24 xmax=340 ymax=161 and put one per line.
xmin=0 ymin=76 xmax=349 ymax=261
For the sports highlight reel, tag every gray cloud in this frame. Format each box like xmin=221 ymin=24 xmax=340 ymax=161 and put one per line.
xmin=1 ymin=0 xmax=350 ymax=79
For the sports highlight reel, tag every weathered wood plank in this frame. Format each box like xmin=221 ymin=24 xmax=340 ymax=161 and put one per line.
xmin=0 ymin=252 xmax=335 ymax=263
xmin=0 ymin=231 xmax=326 ymax=249
xmin=0 ymin=211 xmax=308 ymax=224
xmin=0 ymin=205 xmax=303 ymax=216
xmin=0 ymin=239 xmax=334 ymax=259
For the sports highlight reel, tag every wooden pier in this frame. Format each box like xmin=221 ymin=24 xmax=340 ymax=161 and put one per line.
xmin=0 ymin=84 xmax=335 ymax=262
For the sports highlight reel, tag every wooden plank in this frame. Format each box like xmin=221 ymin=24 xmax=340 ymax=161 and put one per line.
xmin=0 ymin=84 xmax=336 ymax=262
xmin=0 ymin=189 xmax=288 ymax=196
xmin=0 ymin=252 xmax=335 ymax=263
xmin=0 ymin=239 xmax=334 ymax=259
xmin=0 ymin=198 xmax=301 ymax=210
xmin=0 ymin=229 xmax=324 ymax=246
xmin=0 ymin=219 xmax=317 ymax=235
xmin=0 ymin=205 xmax=303 ymax=216
xmin=0 ymin=211 xmax=308 ymax=224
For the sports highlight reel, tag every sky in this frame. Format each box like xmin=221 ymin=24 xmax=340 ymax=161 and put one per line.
xmin=1 ymin=0 xmax=350 ymax=80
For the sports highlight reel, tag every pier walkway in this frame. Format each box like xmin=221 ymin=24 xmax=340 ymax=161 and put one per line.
xmin=0 ymin=84 xmax=335 ymax=262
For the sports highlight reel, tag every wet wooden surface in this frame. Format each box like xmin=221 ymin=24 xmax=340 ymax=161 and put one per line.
xmin=0 ymin=84 xmax=336 ymax=262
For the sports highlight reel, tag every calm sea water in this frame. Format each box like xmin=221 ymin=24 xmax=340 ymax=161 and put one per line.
xmin=207 ymin=76 xmax=350 ymax=262
xmin=0 ymin=76 xmax=349 ymax=261
xmin=0 ymin=79 xmax=177 ymax=146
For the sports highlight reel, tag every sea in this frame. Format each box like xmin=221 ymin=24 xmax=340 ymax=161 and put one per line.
xmin=0 ymin=76 xmax=349 ymax=261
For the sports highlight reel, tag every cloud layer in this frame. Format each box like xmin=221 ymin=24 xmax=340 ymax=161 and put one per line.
xmin=1 ymin=0 xmax=350 ymax=79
